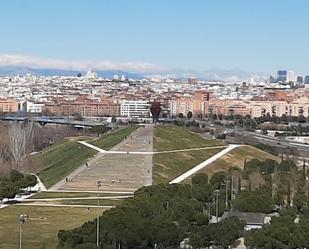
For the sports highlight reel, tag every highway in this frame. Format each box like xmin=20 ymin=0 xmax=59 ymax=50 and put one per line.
xmin=0 ymin=115 xmax=110 ymax=128
xmin=239 ymin=130 xmax=309 ymax=149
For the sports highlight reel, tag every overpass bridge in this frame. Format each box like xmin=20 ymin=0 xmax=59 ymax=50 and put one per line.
xmin=0 ymin=116 xmax=110 ymax=128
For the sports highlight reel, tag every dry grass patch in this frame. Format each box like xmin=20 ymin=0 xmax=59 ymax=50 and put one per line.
xmin=196 ymin=145 xmax=279 ymax=177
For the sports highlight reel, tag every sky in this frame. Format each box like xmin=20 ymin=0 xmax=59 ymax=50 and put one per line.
xmin=0 ymin=0 xmax=309 ymax=76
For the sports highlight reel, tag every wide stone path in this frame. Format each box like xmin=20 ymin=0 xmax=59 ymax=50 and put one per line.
xmin=58 ymin=125 xmax=153 ymax=192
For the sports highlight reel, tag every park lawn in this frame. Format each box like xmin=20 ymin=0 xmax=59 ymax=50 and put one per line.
xmin=153 ymin=125 xmax=224 ymax=183
xmin=0 ymin=205 xmax=104 ymax=249
xmin=154 ymin=125 xmax=223 ymax=151
xmin=91 ymin=125 xmax=140 ymax=150
xmin=154 ymin=148 xmax=223 ymax=184
xmin=65 ymin=135 xmax=95 ymax=142
xmin=195 ymin=145 xmax=279 ymax=177
xmin=22 ymin=199 xmax=123 ymax=206
xmin=30 ymin=191 xmax=132 ymax=199
xmin=33 ymin=141 xmax=96 ymax=188
xmin=59 ymin=198 xmax=123 ymax=206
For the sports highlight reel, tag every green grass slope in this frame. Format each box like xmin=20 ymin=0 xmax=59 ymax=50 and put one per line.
xmin=153 ymin=125 xmax=224 ymax=184
xmin=34 ymin=125 xmax=140 ymax=188
xmin=154 ymin=125 xmax=223 ymax=151
xmin=34 ymin=141 xmax=95 ymax=188
xmin=196 ymin=145 xmax=279 ymax=177
xmin=91 ymin=125 xmax=139 ymax=149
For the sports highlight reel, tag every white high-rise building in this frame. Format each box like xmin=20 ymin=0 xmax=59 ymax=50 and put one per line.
xmin=287 ymin=71 xmax=296 ymax=82
xmin=120 ymin=100 xmax=150 ymax=117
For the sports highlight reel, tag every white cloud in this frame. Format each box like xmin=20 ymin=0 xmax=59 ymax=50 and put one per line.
xmin=0 ymin=54 xmax=265 ymax=81
xmin=0 ymin=54 xmax=169 ymax=73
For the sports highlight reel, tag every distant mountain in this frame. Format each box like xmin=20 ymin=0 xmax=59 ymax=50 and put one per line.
xmin=0 ymin=66 xmax=144 ymax=79
xmin=0 ymin=65 xmax=265 ymax=82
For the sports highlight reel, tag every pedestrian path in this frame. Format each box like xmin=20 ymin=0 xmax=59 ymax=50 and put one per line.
xmin=79 ymin=141 xmax=227 ymax=155
xmin=20 ymin=195 xmax=132 ymax=202
xmin=15 ymin=203 xmax=114 ymax=209
xmin=0 ymin=174 xmax=47 ymax=209
xmin=57 ymin=125 xmax=154 ymax=192
xmin=169 ymin=144 xmax=242 ymax=184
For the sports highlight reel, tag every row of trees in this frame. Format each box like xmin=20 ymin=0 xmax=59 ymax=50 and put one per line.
xmin=0 ymin=170 xmax=37 ymax=203
xmin=0 ymin=120 xmax=94 ymax=174
xmin=208 ymin=113 xmax=308 ymax=125
xmin=198 ymin=159 xmax=309 ymax=248
xmin=189 ymin=158 xmax=309 ymax=214
xmin=245 ymin=207 xmax=309 ymax=248
xmin=57 ymin=175 xmax=245 ymax=249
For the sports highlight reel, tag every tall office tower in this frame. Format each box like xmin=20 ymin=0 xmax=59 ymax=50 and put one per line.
xmin=304 ymin=76 xmax=309 ymax=84
xmin=287 ymin=71 xmax=296 ymax=82
xmin=297 ymin=76 xmax=303 ymax=84
xmin=277 ymin=70 xmax=287 ymax=82
xmin=188 ymin=77 xmax=198 ymax=84
xmin=269 ymin=75 xmax=276 ymax=83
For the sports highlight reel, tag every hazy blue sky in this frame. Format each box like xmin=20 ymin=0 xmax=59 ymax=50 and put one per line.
xmin=0 ymin=0 xmax=308 ymax=74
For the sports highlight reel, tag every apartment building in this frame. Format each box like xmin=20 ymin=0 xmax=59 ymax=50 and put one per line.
xmin=46 ymin=102 xmax=120 ymax=117
xmin=26 ymin=102 xmax=45 ymax=113
xmin=0 ymin=98 xmax=19 ymax=113
xmin=209 ymin=99 xmax=309 ymax=118
xmin=168 ymin=90 xmax=211 ymax=117
xmin=120 ymin=100 xmax=150 ymax=117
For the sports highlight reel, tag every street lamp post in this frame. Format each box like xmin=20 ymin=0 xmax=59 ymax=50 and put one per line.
xmin=205 ymin=202 xmax=213 ymax=220
xmin=19 ymin=214 xmax=28 ymax=249
xmin=230 ymin=175 xmax=234 ymax=210
xmin=224 ymin=179 xmax=230 ymax=208
xmin=213 ymin=189 xmax=220 ymax=223
xmin=96 ymin=180 xmax=102 ymax=247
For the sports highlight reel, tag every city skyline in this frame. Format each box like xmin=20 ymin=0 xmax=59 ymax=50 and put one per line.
xmin=1 ymin=0 xmax=309 ymax=76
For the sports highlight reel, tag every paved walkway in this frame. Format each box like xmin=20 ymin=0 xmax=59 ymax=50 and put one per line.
xmin=55 ymin=125 xmax=154 ymax=192
xmin=0 ymin=174 xmax=47 ymax=209
xmin=15 ymin=203 xmax=114 ymax=208
xmin=79 ymin=141 xmax=227 ymax=155
xmin=169 ymin=144 xmax=242 ymax=184
xmin=21 ymin=196 xmax=132 ymax=202
xmin=45 ymin=189 xmax=134 ymax=194
xmin=233 ymin=238 xmax=246 ymax=249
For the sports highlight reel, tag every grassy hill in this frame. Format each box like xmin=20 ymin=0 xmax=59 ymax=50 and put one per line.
xmin=33 ymin=141 xmax=95 ymax=188
xmin=33 ymin=125 xmax=140 ymax=188
xmin=154 ymin=125 xmax=223 ymax=151
xmin=91 ymin=125 xmax=139 ymax=149
xmin=0 ymin=206 xmax=102 ymax=249
xmin=195 ymin=145 xmax=279 ymax=177
xmin=153 ymin=125 xmax=225 ymax=184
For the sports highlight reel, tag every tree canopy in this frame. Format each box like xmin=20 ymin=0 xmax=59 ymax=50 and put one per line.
xmin=0 ymin=170 xmax=37 ymax=202
xmin=57 ymin=183 xmax=243 ymax=249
